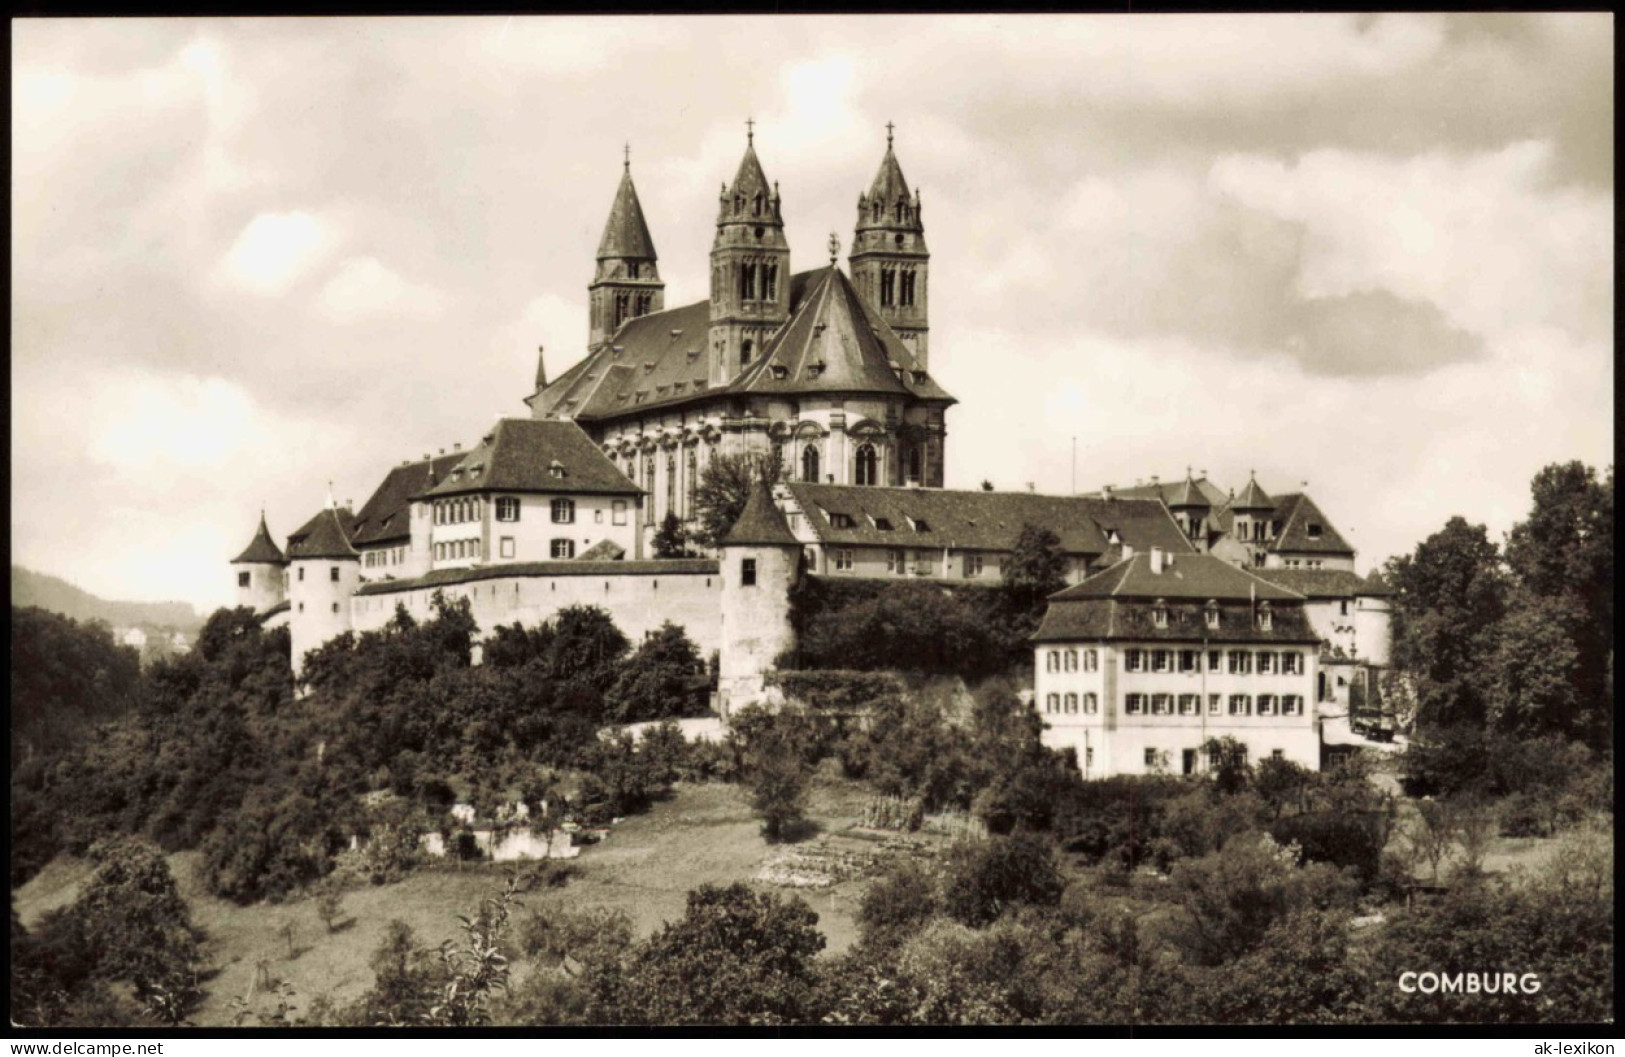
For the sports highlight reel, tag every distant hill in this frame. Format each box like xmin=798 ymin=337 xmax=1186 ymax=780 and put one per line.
xmin=11 ymin=566 xmax=203 ymax=631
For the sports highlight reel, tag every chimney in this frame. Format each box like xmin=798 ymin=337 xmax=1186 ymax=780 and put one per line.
xmin=1026 ymin=482 xmax=1036 ymax=493
xmin=1122 ymin=543 xmax=1135 ymax=562
xmin=1103 ymin=484 xmax=1114 ymax=500
xmin=1150 ymin=475 xmax=1160 ymax=487
xmin=454 ymin=442 xmax=462 ymax=451
xmin=439 ymin=448 xmax=446 ymax=455
xmin=1150 ymin=546 xmax=1164 ymax=574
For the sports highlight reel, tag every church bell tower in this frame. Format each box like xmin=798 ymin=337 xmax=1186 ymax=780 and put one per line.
xmin=709 ymin=122 xmax=791 ymax=388
xmin=589 ymin=148 xmax=665 ymax=352
xmin=850 ymin=124 xmax=930 ymax=367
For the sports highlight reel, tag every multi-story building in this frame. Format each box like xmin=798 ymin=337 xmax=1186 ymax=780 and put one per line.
xmin=526 ymin=127 xmax=955 ymax=545
xmin=1032 ymin=548 xmax=1322 ymax=777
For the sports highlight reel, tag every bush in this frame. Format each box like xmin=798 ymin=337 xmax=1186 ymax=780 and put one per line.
xmin=939 ymin=833 xmax=1065 ymax=928
xmin=604 ymin=623 xmax=708 ymax=724
xmin=201 ymin=789 xmax=345 ymax=903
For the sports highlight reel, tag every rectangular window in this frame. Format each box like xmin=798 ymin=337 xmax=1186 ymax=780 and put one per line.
xmin=1085 ymin=747 xmax=1094 ymax=768
xmin=1125 ymin=694 xmax=1145 ymax=716
xmin=742 ymin=558 xmax=757 ymax=586
xmin=550 ymin=539 xmax=575 ymax=559
xmin=1282 ymin=695 xmax=1303 ymax=716
xmin=612 ymin=500 xmax=627 ymax=526
xmin=1257 ymin=652 xmax=1276 ymax=675
xmin=1083 ymin=693 xmax=1098 ymax=714
xmin=1179 ymin=694 xmax=1200 ymax=716
xmin=1125 ymin=649 xmax=1144 ymax=673
xmin=1065 ymin=649 xmax=1078 ymax=672
xmin=595 ymin=508 xmax=604 ymax=524
xmin=1144 ymin=748 xmax=1159 ymax=768
xmin=834 ymin=549 xmax=853 ymax=571
xmin=330 ymin=566 xmax=340 ymax=582
xmin=1272 ymin=749 xmax=1285 ymax=760
xmin=1151 ymin=693 xmax=1173 ymax=715
xmin=552 ymin=498 xmax=576 ymax=524
xmin=500 ymin=536 xmax=515 ymax=559
xmin=1228 ymin=650 xmax=1252 ymax=675
xmin=1282 ymin=652 xmax=1301 ymax=675
xmin=331 ymin=602 xmax=339 ymax=614
xmin=1179 ymin=649 xmax=1198 ymax=673
xmin=1045 ymin=693 xmax=1059 ymax=713
xmin=1084 ymin=649 xmax=1099 ymax=672
xmin=1065 ymin=692 xmax=1078 ymax=713
xmin=1208 ymin=693 xmax=1223 ymax=715
xmin=496 ymin=496 xmax=520 ymax=522
xmin=1257 ymin=694 xmax=1277 ymax=716
xmin=1208 ymin=650 xmax=1223 ymax=672
xmin=238 ymin=571 xmax=251 ymax=588
xmin=964 ymin=554 xmax=984 ymax=578
xmin=888 ymin=549 xmax=905 ymax=574
xmin=1152 ymin=649 xmax=1171 ymax=673
xmin=1229 ymin=694 xmax=1252 ymax=716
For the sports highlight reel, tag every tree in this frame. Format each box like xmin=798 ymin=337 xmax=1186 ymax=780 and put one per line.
xmin=1487 ymin=590 xmax=1587 ymax=740
xmin=689 ymin=451 xmax=782 ymax=549
xmin=652 ymin=511 xmax=692 ymax=559
xmin=939 ymin=833 xmax=1065 ymax=928
xmin=1001 ymin=523 xmax=1068 ymax=615
xmin=603 ymin=622 xmax=706 ymax=724
xmin=544 ymin=605 xmax=630 ymax=696
xmin=1203 ymin=736 xmax=1253 ymax=796
xmin=598 ymin=883 xmax=826 ymax=1024
xmin=1384 ymin=517 xmax=1507 ymax=730
xmin=10 ymin=606 xmax=142 ymax=765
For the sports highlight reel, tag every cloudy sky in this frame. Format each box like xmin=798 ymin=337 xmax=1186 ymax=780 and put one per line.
xmin=12 ymin=14 xmax=1613 ymax=612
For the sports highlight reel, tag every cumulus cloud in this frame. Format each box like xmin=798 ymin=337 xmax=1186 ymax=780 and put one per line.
xmin=317 ymin=256 xmax=450 ymax=322
xmin=219 ymin=210 xmax=336 ymax=295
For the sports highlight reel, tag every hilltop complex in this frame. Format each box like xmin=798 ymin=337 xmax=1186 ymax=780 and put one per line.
xmin=232 ymin=127 xmax=1393 ymax=775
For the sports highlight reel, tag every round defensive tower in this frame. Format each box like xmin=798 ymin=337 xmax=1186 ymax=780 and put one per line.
xmin=717 ymin=476 xmax=802 ymax=718
xmin=231 ymin=511 xmax=288 ymax=614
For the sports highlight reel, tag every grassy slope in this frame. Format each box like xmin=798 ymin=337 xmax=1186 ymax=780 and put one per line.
xmin=14 ymin=774 xmax=875 ymax=1027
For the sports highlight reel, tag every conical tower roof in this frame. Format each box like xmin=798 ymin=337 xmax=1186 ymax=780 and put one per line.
xmin=729 ymin=142 xmax=772 ymax=200
xmin=1166 ymin=476 xmax=1211 ymax=509
xmin=1234 ymin=474 xmax=1273 ymax=511
xmin=722 ymin=477 xmax=799 ymax=547
xmin=596 ymin=165 xmax=658 ymax=261
xmin=865 ymin=140 xmax=911 ymax=206
xmin=232 ymin=512 xmax=285 ymax=564
xmin=286 ymin=506 xmax=359 ymax=560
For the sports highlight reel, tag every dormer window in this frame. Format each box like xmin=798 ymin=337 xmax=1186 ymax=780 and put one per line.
xmin=828 ymin=512 xmax=855 ymax=529
xmin=1205 ymin=600 xmax=1220 ymax=630
xmin=807 ymin=361 xmax=825 ymax=378
xmin=1306 ymin=523 xmax=1323 ymax=539
xmin=1258 ymin=601 xmax=1273 ymax=631
xmin=643 ymin=362 xmax=655 ymax=374
xmin=1152 ymin=600 xmax=1169 ymax=629
xmin=549 ymin=460 xmax=567 ymax=479
xmin=771 ymin=365 xmax=788 ymax=380
xmin=909 ymin=517 xmax=931 ymax=533
xmin=871 ymin=516 xmax=893 ymax=531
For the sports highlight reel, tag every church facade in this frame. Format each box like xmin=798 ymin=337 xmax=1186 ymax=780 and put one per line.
xmin=526 ymin=128 xmax=955 ymax=543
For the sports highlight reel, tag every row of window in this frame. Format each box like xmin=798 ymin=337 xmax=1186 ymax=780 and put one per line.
xmin=1150 ymin=601 xmax=1272 ymax=631
xmin=1283 ymin=559 xmax=1328 ymax=570
xmin=436 ymin=496 xmax=607 ymax=526
xmin=435 ymin=497 xmax=483 ymax=525
xmin=291 ymin=566 xmax=342 ymax=583
xmin=1045 ymin=648 xmax=1100 ymax=673
xmin=435 ymin=538 xmax=577 ymax=563
xmin=877 ymin=266 xmax=919 ymax=309
xmin=823 ymin=548 xmax=989 ymax=578
xmin=1044 ymin=692 xmax=1100 ymax=715
xmin=1123 ymin=693 xmax=1305 ymax=717
xmin=1122 ymin=648 xmax=1304 ymax=676
xmin=1139 ymin=746 xmax=1282 ymax=770
xmin=362 ymin=546 xmax=408 ymax=569
xmin=735 ymin=261 xmax=781 ymax=303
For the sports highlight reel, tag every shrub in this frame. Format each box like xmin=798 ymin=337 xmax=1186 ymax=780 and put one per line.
xmin=939 ymin=833 xmax=1065 ymax=928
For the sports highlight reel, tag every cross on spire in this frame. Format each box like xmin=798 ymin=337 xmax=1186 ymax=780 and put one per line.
xmin=885 ymin=121 xmax=894 ymax=146
xmin=623 ymin=142 xmax=630 ymax=170
xmin=828 ymin=231 xmax=840 ymax=265
xmin=745 ymin=117 xmax=754 ymax=145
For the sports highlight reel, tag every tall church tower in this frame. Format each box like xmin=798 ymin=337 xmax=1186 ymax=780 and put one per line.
xmin=709 ymin=123 xmax=791 ymax=388
xmin=588 ymin=150 xmax=664 ymax=352
xmin=850 ymin=124 xmax=930 ymax=367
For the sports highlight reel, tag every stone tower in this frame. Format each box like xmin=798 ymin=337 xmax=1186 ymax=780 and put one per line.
xmin=849 ymin=124 xmax=929 ymax=368
xmin=588 ymin=151 xmax=665 ymax=352
xmin=231 ymin=511 xmax=287 ymax=613
xmin=286 ymin=505 xmax=360 ymax=679
xmin=709 ymin=124 xmax=791 ymax=388
xmin=717 ymin=477 xmax=801 ymax=717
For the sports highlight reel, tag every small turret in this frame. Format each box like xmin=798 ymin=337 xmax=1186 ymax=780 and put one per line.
xmin=717 ymin=477 xmax=801 ymax=717
xmin=231 ymin=511 xmax=287 ymax=613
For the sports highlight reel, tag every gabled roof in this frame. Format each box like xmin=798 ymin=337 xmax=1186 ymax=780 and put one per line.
xmin=724 ymin=478 xmax=800 ymax=546
xmin=350 ymin=453 xmax=465 ymax=547
xmin=1050 ymin=552 xmax=1305 ymax=603
xmin=785 ymin=484 xmax=1194 ymax=558
xmin=286 ymin=506 xmax=359 ymax=561
xmin=233 ymin=513 xmax=285 ymax=564
xmin=423 ymin=419 xmax=641 ymax=499
xmin=1265 ymin=493 xmax=1355 ymax=557
xmin=731 ymin=267 xmax=954 ymax=401
xmin=1234 ymin=476 xmax=1274 ymax=511
xmin=531 ymin=297 xmax=718 ymax=419
xmin=1106 ymin=476 xmax=1228 ymax=509
xmin=1251 ymin=567 xmax=1370 ymax=600
xmin=1164 ymin=476 xmax=1210 ymax=509
xmin=597 ymin=166 xmax=658 ymax=262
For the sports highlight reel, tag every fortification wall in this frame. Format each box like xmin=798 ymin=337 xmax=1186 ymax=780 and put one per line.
xmin=349 ymin=561 xmax=724 ymax=657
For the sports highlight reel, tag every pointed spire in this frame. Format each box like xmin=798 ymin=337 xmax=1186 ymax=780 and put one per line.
xmin=864 ymin=123 xmax=912 ymax=206
xmin=534 ymin=345 xmax=548 ymax=391
xmin=233 ymin=510 xmax=285 ymax=564
xmin=1234 ymin=472 xmax=1274 ymax=511
xmin=722 ymin=476 xmax=798 ymax=546
xmin=596 ymin=159 xmax=658 ymax=261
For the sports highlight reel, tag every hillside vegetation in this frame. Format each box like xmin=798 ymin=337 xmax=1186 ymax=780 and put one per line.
xmin=11 ymin=566 xmax=201 ymax=630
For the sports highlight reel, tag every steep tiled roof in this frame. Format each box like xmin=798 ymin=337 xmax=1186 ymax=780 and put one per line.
xmin=1234 ymin=476 xmax=1274 ymax=511
xmin=1051 ymin=552 xmax=1305 ymax=603
xmin=1252 ymin=568 xmax=1369 ymax=599
xmin=1164 ymin=476 xmax=1210 ymax=509
xmin=423 ymin=419 xmax=641 ymax=499
xmin=864 ymin=144 xmax=911 ymax=205
xmin=532 ymin=298 xmax=716 ymax=420
xmin=732 ymin=267 xmax=954 ymax=402
xmin=730 ymin=143 xmax=772 ymax=200
xmin=597 ymin=166 xmax=657 ymax=261
xmin=1358 ymin=568 xmax=1395 ymax=597
xmin=577 ymin=539 xmax=626 ymax=561
xmin=233 ymin=513 xmax=285 ymax=564
xmin=785 ymin=484 xmax=1193 ymax=558
xmin=724 ymin=478 xmax=800 ymax=546
xmin=1032 ymin=597 xmax=1320 ymax=645
xmin=1104 ymin=476 xmax=1228 ymax=509
xmin=1265 ymin=493 xmax=1355 ymax=557
xmin=350 ymin=453 xmax=464 ymax=547
xmin=286 ymin=507 xmax=359 ymax=561
xmin=353 ymin=558 xmax=719 ymax=596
